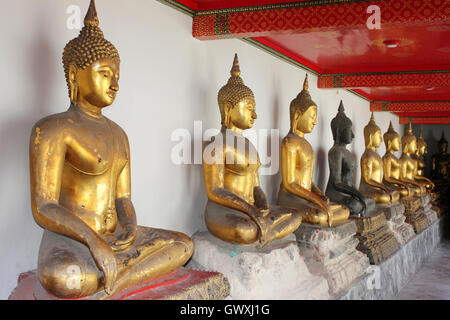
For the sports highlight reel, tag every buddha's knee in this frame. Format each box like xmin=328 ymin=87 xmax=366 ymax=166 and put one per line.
xmin=399 ymin=187 xmax=409 ymax=198
xmin=171 ymin=231 xmax=194 ymax=261
xmin=391 ymin=190 xmax=400 ymax=202
xmin=333 ymin=207 xmax=350 ymax=223
xmin=303 ymin=210 xmax=329 ymax=226
xmin=375 ymin=192 xmax=391 ymax=204
xmin=232 ymin=220 xmax=259 ymax=244
xmin=38 ymin=258 xmax=100 ymax=299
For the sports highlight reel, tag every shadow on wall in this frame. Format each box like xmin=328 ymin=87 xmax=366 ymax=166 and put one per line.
xmin=316 ymin=114 xmax=327 ymax=191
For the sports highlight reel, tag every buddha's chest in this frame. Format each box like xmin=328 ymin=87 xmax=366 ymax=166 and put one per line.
xmin=341 ymin=151 xmax=356 ymax=175
xmin=224 ymin=139 xmax=260 ymax=175
xmin=65 ymin=122 xmax=127 ymax=176
xmin=295 ymin=139 xmax=314 ymax=169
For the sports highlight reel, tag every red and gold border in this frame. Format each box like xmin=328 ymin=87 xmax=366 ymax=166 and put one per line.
xmin=371 ymin=101 xmax=450 ymax=112
xmin=319 ymin=72 xmax=450 ymax=89
xmin=193 ymin=0 xmax=450 ymax=39
xmin=399 ymin=117 xmax=450 ymax=125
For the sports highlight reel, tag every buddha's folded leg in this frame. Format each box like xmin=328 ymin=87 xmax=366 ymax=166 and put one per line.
xmin=361 ymin=185 xmax=391 ymax=204
xmin=100 ymin=227 xmax=193 ymax=298
xmin=260 ymin=206 xmax=302 ymax=244
xmin=37 ymin=230 xmax=102 ymax=299
xmin=204 ymin=200 xmax=259 ymax=244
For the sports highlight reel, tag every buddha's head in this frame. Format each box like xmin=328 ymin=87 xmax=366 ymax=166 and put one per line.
xmin=330 ymin=100 xmax=354 ymax=145
xmin=290 ymin=74 xmax=318 ymax=135
xmin=63 ymin=0 xmax=120 ymax=109
xmin=417 ymin=131 xmax=428 ymax=157
xmin=218 ymin=54 xmax=256 ymax=130
xmin=383 ymin=121 xmax=400 ymax=152
xmin=363 ymin=113 xmax=382 ymax=149
xmin=401 ymin=121 xmax=417 ymax=155
xmin=438 ymin=132 xmax=448 ymax=154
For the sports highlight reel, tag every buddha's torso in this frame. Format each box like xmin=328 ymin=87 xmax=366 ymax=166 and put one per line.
xmin=399 ymin=154 xmax=416 ymax=180
xmin=432 ymin=153 xmax=450 ymax=178
xmin=40 ymin=106 xmax=128 ymax=235
xmin=361 ymin=149 xmax=383 ymax=183
xmin=383 ymin=153 xmax=401 ymax=180
xmin=329 ymin=145 xmax=355 ymax=187
xmin=221 ymin=130 xmax=260 ymax=205
xmin=416 ymin=156 xmax=426 ymax=177
xmin=283 ymin=133 xmax=315 ymax=191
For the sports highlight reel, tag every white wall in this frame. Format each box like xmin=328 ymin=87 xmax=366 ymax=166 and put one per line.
xmin=0 ymin=0 xmax=401 ymax=299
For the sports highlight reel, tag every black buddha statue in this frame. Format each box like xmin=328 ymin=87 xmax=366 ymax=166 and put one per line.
xmin=325 ymin=101 xmax=374 ymax=217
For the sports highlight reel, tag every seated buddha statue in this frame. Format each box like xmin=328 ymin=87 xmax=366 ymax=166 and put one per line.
xmin=202 ymin=54 xmax=302 ymax=248
xmin=399 ymin=121 xmax=427 ymax=196
xmin=431 ymin=132 xmax=450 ymax=186
xmin=29 ymin=0 xmax=193 ymax=299
xmin=359 ymin=114 xmax=400 ymax=205
xmin=325 ymin=101 xmax=374 ymax=217
xmin=412 ymin=130 xmax=436 ymax=192
xmin=382 ymin=121 xmax=420 ymax=198
xmin=277 ymin=75 xmax=350 ymax=227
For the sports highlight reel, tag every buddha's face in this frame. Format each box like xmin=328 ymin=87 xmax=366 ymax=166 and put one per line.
xmin=439 ymin=142 xmax=448 ymax=154
xmin=370 ymin=130 xmax=382 ymax=148
xmin=390 ymin=136 xmax=400 ymax=152
xmin=408 ymin=139 xmax=417 ymax=154
xmin=75 ymin=57 xmax=120 ymax=108
xmin=229 ymin=98 xmax=257 ymax=130
xmin=340 ymin=126 xmax=354 ymax=145
xmin=418 ymin=144 xmax=427 ymax=156
xmin=296 ymin=105 xmax=317 ymax=134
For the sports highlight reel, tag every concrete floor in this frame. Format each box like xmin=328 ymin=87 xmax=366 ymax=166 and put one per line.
xmin=395 ymin=240 xmax=450 ymax=300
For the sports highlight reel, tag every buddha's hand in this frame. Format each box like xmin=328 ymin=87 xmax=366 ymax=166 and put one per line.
xmin=89 ymin=237 xmax=117 ymax=295
xmin=110 ymin=224 xmax=137 ymax=252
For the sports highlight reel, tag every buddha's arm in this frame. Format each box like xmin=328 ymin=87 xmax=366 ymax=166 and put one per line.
xmin=281 ymin=142 xmax=328 ymax=212
xmin=400 ymin=158 xmax=421 ymax=187
xmin=114 ymin=131 xmax=138 ymax=250
xmin=252 ymin=173 xmax=269 ymax=213
xmin=361 ymin=157 xmax=389 ymax=192
xmin=29 ymin=124 xmax=117 ymax=293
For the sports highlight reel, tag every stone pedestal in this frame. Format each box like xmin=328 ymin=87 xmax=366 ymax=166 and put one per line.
xmin=351 ymin=211 xmax=400 ymax=265
xmin=402 ymin=197 xmax=429 ymax=234
xmin=293 ymin=221 xmax=369 ymax=297
xmin=376 ymin=202 xmax=415 ymax=246
xmin=9 ymin=267 xmax=230 ymax=300
xmin=188 ymin=231 xmax=330 ymax=300
xmin=420 ymin=194 xmax=438 ymax=226
xmin=340 ymin=218 xmax=442 ymax=300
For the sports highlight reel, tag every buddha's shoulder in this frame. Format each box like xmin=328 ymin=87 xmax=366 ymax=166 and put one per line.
xmin=31 ymin=111 xmax=77 ymax=138
xmin=282 ymin=133 xmax=307 ymax=146
xmin=104 ymin=117 xmax=128 ymax=138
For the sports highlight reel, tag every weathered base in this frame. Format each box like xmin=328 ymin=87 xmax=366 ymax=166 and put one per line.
xmin=340 ymin=218 xmax=442 ymax=300
xmin=376 ymin=203 xmax=415 ymax=246
xmin=188 ymin=231 xmax=330 ymax=300
xmin=294 ymin=221 xmax=370 ymax=297
xmin=420 ymin=194 xmax=438 ymax=226
xmin=8 ymin=267 xmax=230 ymax=300
xmin=351 ymin=210 xmax=400 ymax=265
xmin=403 ymin=196 xmax=429 ymax=234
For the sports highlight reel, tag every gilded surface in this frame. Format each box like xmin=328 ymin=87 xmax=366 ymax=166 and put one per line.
xmin=29 ymin=0 xmax=193 ymax=299
xmin=203 ymin=54 xmax=302 ymax=247
xmin=359 ymin=114 xmax=400 ymax=204
xmin=277 ymin=75 xmax=349 ymax=227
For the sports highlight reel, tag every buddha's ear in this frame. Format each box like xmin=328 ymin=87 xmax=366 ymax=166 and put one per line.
xmin=68 ymin=64 xmax=78 ymax=102
xmin=223 ymin=102 xmax=233 ymax=127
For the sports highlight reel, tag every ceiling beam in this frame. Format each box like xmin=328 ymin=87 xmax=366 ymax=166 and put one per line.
xmin=192 ymin=0 xmax=450 ymax=40
xmin=395 ymin=111 xmax=450 ymax=117
xmin=399 ymin=117 xmax=450 ymax=125
xmin=371 ymin=101 xmax=450 ymax=112
xmin=318 ymin=71 xmax=450 ymax=89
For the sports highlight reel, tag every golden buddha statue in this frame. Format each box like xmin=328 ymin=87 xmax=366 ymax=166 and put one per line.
xmin=202 ymin=54 xmax=302 ymax=247
xmin=359 ymin=114 xmax=400 ymax=205
xmin=413 ymin=131 xmax=436 ymax=191
xmin=382 ymin=121 xmax=419 ymax=198
xmin=29 ymin=0 xmax=193 ymax=299
xmin=277 ymin=75 xmax=349 ymax=227
xmin=399 ymin=121 xmax=427 ymax=196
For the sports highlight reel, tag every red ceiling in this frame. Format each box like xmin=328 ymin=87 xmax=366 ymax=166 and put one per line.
xmin=164 ymin=0 xmax=450 ymax=123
